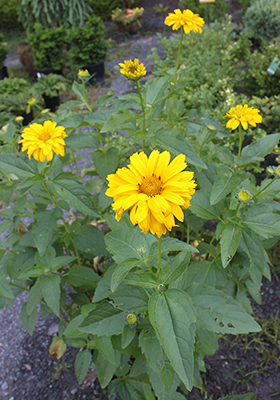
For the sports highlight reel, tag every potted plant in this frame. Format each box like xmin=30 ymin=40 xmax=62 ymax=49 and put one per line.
xmin=33 ymin=73 xmax=68 ymax=112
xmin=0 ymin=34 xmax=8 ymax=80
xmin=27 ymin=23 xmax=67 ymax=75
xmin=68 ymin=15 xmax=108 ymax=83
xmin=111 ymin=0 xmax=144 ymax=35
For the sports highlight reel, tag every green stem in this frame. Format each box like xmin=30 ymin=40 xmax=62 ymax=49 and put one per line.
xmin=10 ymin=282 xmax=29 ymax=291
xmin=186 ymin=223 xmax=190 ymax=244
xmin=82 ymin=80 xmax=92 ymax=114
xmin=257 ymin=177 xmax=277 ymax=196
xmin=71 ymin=149 xmax=80 ymax=178
xmin=156 ymin=236 xmax=162 ymax=281
xmin=145 ymin=260 xmax=153 ymax=275
xmin=0 ymin=169 xmax=12 ymax=183
xmin=96 ymin=127 xmax=105 ymax=153
xmin=136 ymin=80 xmax=146 ymax=152
xmin=238 ymin=125 xmax=243 ymax=158
xmin=173 ymin=28 xmax=184 ymax=85
xmin=235 ymin=202 xmax=241 ymax=216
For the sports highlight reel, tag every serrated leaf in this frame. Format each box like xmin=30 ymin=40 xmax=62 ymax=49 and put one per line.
xmin=122 ymin=324 xmax=136 ymax=349
xmin=187 ymin=260 xmax=227 ymax=289
xmin=241 ymin=133 xmax=280 ymax=159
xmin=210 ymin=166 xmax=241 ymax=205
xmin=187 ymin=283 xmax=260 ymax=334
xmin=79 ymin=302 xmax=125 ymax=336
xmin=148 ymin=289 xmax=196 ymax=390
xmin=143 ymin=76 xmax=169 ymax=106
xmin=95 ymin=335 xmax=118 ymax=365
xmin=155 ymin=133 xmax=206 ymax=169
xmin=93 ymin=350 xmax=118 ymax=388
xmin=0 ymin=219 xmax=13 ymax=235
xmin=73 ymin=225 xmax=107 ymax=258
xmin=66 ymin=264 xmax=100 ymax=288
xmin=52 ymin=173 xmax=98 ymax=217
xmin=221 ymin=224 xmax=241 ymax=268
xmin=111 ymin=257 xmax=141 ymax=292
xmin=101 ymin=110 xmax=140 ymax=133
xmin=160 ymin=252 xmax=191 ymax=285
xmin=240 ymin=231 xmax=266 ymax=287
xmin=149 ymin=237 xmax=197 ymax=259
xmin=186 ymin=109 xmax=227 ymax=136
xmin=190 ymin=190 xmax=221 ymax=220
xmin=123 ymin=270 xmax=157 ymax=289
xmin=0 ymin=271 xmax=14 ymax=298
xmin=40 ymin=274 xmax=61 ymax=316
xmin=32 ymin=209 xmax=61 ymax=256
xmin=0 ymin=154 xmax=36 ymax=178
xmin=27 ymin=279 xmax=43 ymax=315
xmin=92 ymin=147 xmax=119 ymax=181
xmin=63 ymin=315 xmax=86 ymax=338
xmin=110 ymin=285 xmax=149 ymax=311
xmin=75 ymin=349 xmax=92 ymax=384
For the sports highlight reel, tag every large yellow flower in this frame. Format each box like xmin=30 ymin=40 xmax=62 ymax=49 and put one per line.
xmin=19 ymin=120 xmax=67 ymax=162
xmin=224 ymin=104 xmax=262 ymax=130
xmin=106 ymin=150 xmax=196 ymax=237
xmin=165 ymin=9 xmax=204 ymax=34
xmin=119 ymin=58 xmax=146 ymax=81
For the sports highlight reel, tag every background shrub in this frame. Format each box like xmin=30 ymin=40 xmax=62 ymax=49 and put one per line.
xmin=0 ymin=0 xmax=23 ymax=30
xmin=179 ymin=0 xmax=230 ymax=22
xmin=243 ymin=0 xmax=280 ymax=43
xmin=85 ymin=0 xmax=139 ymax=20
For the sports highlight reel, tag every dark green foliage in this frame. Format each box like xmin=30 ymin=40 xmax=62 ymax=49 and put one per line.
xmin=0 ymin=0 xmax=23 ymax=30
xmin=33 ymin=73 xmax=68 ymax=98
xmin=179 ymin=0 xmax=230 ymax=22
xmin=27 ymin=24 xmax=67 ymax=71
xmin=85 ymin=0 xmax=139 ymax=21
xmin=68 ymin=15 xmax=108 ymax=67
xmin=0 ymin=34 xmax=8 ymax=69
xmin=18 ymin=0 xmax=92 ymax=31
xmin=243 ymin=0 xmax=280 ymax=42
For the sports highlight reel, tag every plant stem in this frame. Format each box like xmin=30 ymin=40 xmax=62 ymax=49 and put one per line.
xmin=82 ymin=80 xmax=92 ymax=114
xmin=238 ymin=125 xmax=243 ymax=158
xmin=96 ymin=127 xmax=105 ymax=153
xmin=257 ymin=177 xmax=277 ymax=196
xmin=156 ymin=236 xmax=162 ymax=281
xmin=186 ymin=223 xmax=190 ymax=244
xmin=136 ymin=80 xmax=146 ymax=152
xmin=173 ymin=28 xmax=184 ymax=85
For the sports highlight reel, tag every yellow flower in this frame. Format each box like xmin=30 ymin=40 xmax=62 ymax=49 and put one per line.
xmin=106 ymin=150 xmax=196 ymax=237
xmin=78 ymin=69 xmax=89 ymax=79
xmin=164 ymin=9 xmax=204 ymax=34
xmin=237 ymin=189 xmax=252 ymax=203
xmin=19 ymin=120 xmax=67 ymax=162
xmin=119 ymin=58 xmax=146 ymax=81
xmin=224 ymin=104 xmax=262 ymax=130
xmin=275 ymin=166 xmax=280 ymax=177
xmin=27 ymin=97 xmax=36 ymax=105
xmin=15 ymin=116 xmax=24 ymax=123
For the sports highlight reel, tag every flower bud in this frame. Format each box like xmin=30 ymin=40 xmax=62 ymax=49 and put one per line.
xmin=126 ymin=313 xmax=137 ymax=325
xmin=237 ymin=189 xmax=252 ymax=203
xmin=78 ymin=69 xmax=89 ymax=80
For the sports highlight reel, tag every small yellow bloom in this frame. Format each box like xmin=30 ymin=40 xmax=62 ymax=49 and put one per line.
xmin=78 ymin=69 xmax=89 ymax=79
xmin=15 ymin=116 xmax=24 ymax=123
xmin=126 ymin=313 xmax=137 ymax=325
xmin=165 ymin=9 xmax=204 ymax=34
xmin=19 ymin=120 xmax=67 ymax=162
xmin=275 ymin=166 xmax=280 ymax=177
xmin=106 ymin=150 xmax=196 ymax=237
xmin=237 ymin=189 xmax=252 ymax=203
xmin=41 ymin=109 xmax=50 ymax=114
xmin=224 ymin=104 xmax=262 ymax=130
xmin=119 ymin=58 xmax=146 ymax=81
xmin=268 ymin=165 xmax=280 ymax=178
xmin=27 ymin=97 xmax=36 ymax=105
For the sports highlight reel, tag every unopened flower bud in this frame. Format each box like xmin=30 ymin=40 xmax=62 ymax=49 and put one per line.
xmin=78 ymin=69 xmax=89 ymax=80
xmin=126 ymin=313 xmax=137 ymax=325
xmin=15 ymin=116 xmax=24 ymax=123
xmin=237 ymin=189 xmax=252 ymax=203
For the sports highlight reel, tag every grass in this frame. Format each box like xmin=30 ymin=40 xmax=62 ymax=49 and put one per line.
xmin=1 ymin=29 xmax=26 ymax=54
xmin=51 ymin=359 xmax=71 ymax=380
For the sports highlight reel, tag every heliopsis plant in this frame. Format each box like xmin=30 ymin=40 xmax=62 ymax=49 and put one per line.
xmin=165 ymin=8 xmax=205 ymax=34
xmin=106 ymin=150 xmax=196 ymax=237
xmin=19 ymin=120 xmax=67 ymax=162
xmin=119 ymin=58 xmax=146 ymax=81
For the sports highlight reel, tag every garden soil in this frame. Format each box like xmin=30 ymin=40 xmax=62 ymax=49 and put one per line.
xmin=1 ymin=1 xmax=280 ymax=399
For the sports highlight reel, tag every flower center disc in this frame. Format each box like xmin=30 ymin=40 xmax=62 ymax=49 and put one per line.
xmin=129 ymin=66 xmax=137 ymax=74
xmin=40 ymin=132 xmax=50 ymax=141
xmin=140 ymin=175 xmax=162 ymax=197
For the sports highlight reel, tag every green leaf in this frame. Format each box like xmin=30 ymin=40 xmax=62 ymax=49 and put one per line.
xmin=27 ymin=280 xmax=43 ymax=315
xmin=187 ymin=260 xmax=227 ymax=289
xmin=92 ymin=147 xmax=119 ymax=181
xmin=110 ymin=285 xmax=149 ymax=311
xmin=65 ymin=132 xmax=98 ymax=150
xmin=148 ymin=289 xmax=196 ymax=390
xmin=92 ymin=264 xmax=115 ymax=303
xmin=186 ymin=110 xmax=227 ymax=136
xmin=0 ymin=155 xmax=36 ymax=178
xmin=210 ymin=166 xmax=241 ymax=205
xmin=196 ymin=329 xmax=219 ymax=355
xmin=241 ymin=133 xmax=280 ymax=160
xmin=66 ymin=264 xmax=100 ymax=289
xmin=240 ymin=231 xmax=266 ymax=287
xmin=20 ymin=302 xmax=37 ymax=335
xmin=191 ymin=190 xmax=221 ymax=220
xmin=63 ymin=315 xmax=86 ymax=338
xmin=154 ymin=133 xmax=206 ymax=169
xmin=149 ymin=237 xmax=197 ymax=259
xmin=49 ymin=256 xmax=76 ymax=272
xmin=218 ymin=394 xmax=256 ymax=400
xmin=123 ymin=270 xmax=157 ymax=289
xmin=73 ymin=225 xmax=107 ymax=258
xmin=221 ymin=224 xmax=241 ymax=268
xmin=17 ymin=174 xmax=45 ymax=191
xmin=111 ymin=258 xmax=142 ymax=292
xmin=243 ymin=209 xmax=280 ymax=239
xmin=52 ymin=173 xmax=98 ymax=217
xmin=32 ymin=209 xmax=61 ymax=256
xmin=0 ymin=271 xmax=14 ymax=298
xmin=95 ymin=335 xmax=118 ymax=365
xmin=72 ymin=81 xmax=87 ymax=104
xmin=139 ymin=326 xmax=163 ymax=375
xmin=143 ymin=76 xmax=169 ymax=106
xmin=160 ymin=252 xmax=191 ymax=285
xmin=40 ymin=274 xmax=61 ymax=316
xmin=105 ymin=229 xmax=152 ymax=264
xmin=122 ymin=324 xmax=136 ymax=349
xmin=101 ymin=109 xmax=140 ymax=133
xmin=0 ymin=219 xmax=13 ymax=235
xmin=187 ymin=284 xmax=260 ymax=334
xmin=149 ymin=367 xmax=181 ymax=400
xmin=75 ymin=349 xmax=92 ymax=384
xmin=93 ymin=350 xmax=118 ymax=388
xmin=79 ymin=302 xmax=125 ymax=336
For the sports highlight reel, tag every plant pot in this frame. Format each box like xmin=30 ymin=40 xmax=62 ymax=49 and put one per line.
xmin=85 ymin=62 xmax=105 ymax=84
xmin=20 ymin=110 xmax=34 ymax=126
xmin=43 ymin=93 xmax=60 ymax=112
xmin=114 ymin=17 xmax=142 ymax=35
xmin=0 ymin=66 xmax=8 ymax=80
xmin=37 ymin=67 xmax=62 ymax=77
